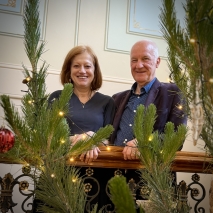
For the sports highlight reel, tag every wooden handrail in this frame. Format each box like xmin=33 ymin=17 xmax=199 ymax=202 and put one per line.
xmin=1 ymin=146 xmax=212 ymax=173
xmin=67 ymin=146 xmax=213 ymax=173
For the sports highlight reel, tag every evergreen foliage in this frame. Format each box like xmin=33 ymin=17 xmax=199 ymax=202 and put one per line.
xmin=109 ymin=104 xmax=188 ymax=213
xmin=0 ymin=0 xmax=113 ymax=212
xmin=35 ymin=164 xmax=86 ymax=213
xmin=159 ymin=0 xmax=213 ymax=153
xmin=108 ymin=176 xmax=145 ymax=213
xmin=135 ymin=105 xmax=188 ymax=213
xmin=134 ymin=104 xmax=187 ymax=171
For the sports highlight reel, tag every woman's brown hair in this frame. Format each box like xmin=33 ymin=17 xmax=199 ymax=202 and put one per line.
xmin=60 ymin=45 xmax=102 ymax=90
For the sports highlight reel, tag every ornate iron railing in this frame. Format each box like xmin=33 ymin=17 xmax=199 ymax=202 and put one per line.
xmin=0 ymin=146 xmax=212 ymax=213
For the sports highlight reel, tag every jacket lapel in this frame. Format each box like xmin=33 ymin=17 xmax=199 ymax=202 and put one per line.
xmin=145 ymin=79 xmax=161 ymax=106
xmin=113 ymin=91 xmax=131 ymax=130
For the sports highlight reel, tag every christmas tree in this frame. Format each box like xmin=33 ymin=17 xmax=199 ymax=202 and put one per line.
xmin=0 ymin=0 xmax=113 ymax=212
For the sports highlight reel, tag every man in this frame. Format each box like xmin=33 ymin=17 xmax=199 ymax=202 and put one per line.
xmin=111 ymin=40 xmax=187 ymax=160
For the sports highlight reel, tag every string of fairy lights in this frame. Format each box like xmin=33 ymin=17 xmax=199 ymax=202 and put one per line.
xmin=1 ymin=62 xmax=187 ymax=180
xmin=12 ymin=78 xmax=187 ymax=181
xmin=8 ymin=75 xmax=186 ymax=152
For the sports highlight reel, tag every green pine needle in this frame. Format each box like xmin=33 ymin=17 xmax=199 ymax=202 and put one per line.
xmin=108 ymin=176 xmax=137 ymax=213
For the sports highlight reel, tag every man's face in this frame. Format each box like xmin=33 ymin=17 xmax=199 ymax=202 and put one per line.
xmin=130 ymin=42 xmax=160 ymax=87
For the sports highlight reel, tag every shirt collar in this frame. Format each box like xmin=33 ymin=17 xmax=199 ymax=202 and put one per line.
xmin=131 ymin=77 xmax=156 ymax=94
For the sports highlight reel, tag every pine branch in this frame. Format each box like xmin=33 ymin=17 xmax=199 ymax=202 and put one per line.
xmin=133 ymin=104 xmax=188 ymax=212
xmin=133 ymin=104 xmax=157 ymax=168
xmin=140 ymin=168 xmax=177 ymax=213
xmin=0 ymin=95 xmax=42 ymax=164
xmin=23 ymin=0 xmax=45 ymax=72
xmin=161 ymin=123 xmax=188 ymax=165
xmin=36 ymin=162 xmax=86 ymax=213
xmin=108 ymin=176 xmax=138 ymax=213
xmin=68 ymin=125 xmax=114 ymax=159
xmin=159 ymin=0 xmax=213 ymax=154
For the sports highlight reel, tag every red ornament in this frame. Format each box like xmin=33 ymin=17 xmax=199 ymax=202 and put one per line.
xmin=0 ymin=127 xmax=15 ymax=153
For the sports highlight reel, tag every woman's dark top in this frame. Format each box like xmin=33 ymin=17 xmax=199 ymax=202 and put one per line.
xmin=48 ymin=90 xmax=115 ymax=135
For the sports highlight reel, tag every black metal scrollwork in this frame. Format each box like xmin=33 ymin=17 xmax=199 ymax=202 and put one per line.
xmin=0 ymin=167 xmax=207 ymax=213
xmin=188 ymin=173 xmax=206 ymax=213
xmin=0 ymin=171 xmax=34 ymax=213
xmin=83 ymin=175 xmax=100 ymax=212
xmin=176 ymin=173 xmax=206 ymax=213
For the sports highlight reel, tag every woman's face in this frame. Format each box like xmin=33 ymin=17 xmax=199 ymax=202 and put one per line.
xmin=70 ymin=52 xmax=95 ymax=90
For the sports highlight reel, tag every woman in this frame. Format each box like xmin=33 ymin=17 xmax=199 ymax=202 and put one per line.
xmin=33 ymin=46 xmax=115 ymax=213
xmin=48 ymin=45 xmax=115 ymax=163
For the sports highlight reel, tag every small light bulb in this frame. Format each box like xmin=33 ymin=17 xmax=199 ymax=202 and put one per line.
xmin=26 ymin=77 xmax=31 ymax=82
xmin=160 ymin=150 xmax=163 ymax=154
xmin=70 ymin=157 xmax=74 ymax=162
xmin=60 ymin=139 xmax=65 ymax=144
xmin=59 ymin=111 xmax=64 ymax=116
xmin=209 ymin=78 xmax=213 ymax=83
xmin=72 ymin=178 xmax=77 ymax=182
xmin=28 ymin=100 xmax=33 ymax=104
xmin=190 ymin=38 xmax=196 ymax=43
xmin=51 ymin=174 xmax=55 ymax=178
xmin=178 ymin=105 xmax=183 ymax=110
xmin=148 ymin=135 xmax=153 ymax=141
xmin=107 ymin=146 xmax=111 ymax=151
xmin=82 ymin=134 xmax=86 ymax=140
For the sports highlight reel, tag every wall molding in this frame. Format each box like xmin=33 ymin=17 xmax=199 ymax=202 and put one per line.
xmin=0 ymin=62 xmax=133 ymax=84
xmin=74 ymin=0 xmax=81 ymax=46
xmin=1 ymin=94 xmax=22 ymax=100
xmin=104 ymin=0 xmax=168 ymax=60
xmin=0 ymin=62 xmax=133 ymax=100
xmin=0 ymin=0 xmax=48 ymax=40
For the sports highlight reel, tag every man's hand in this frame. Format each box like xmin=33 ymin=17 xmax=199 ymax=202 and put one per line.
xmin=123 ymin=139 xmax=139 ymax=160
